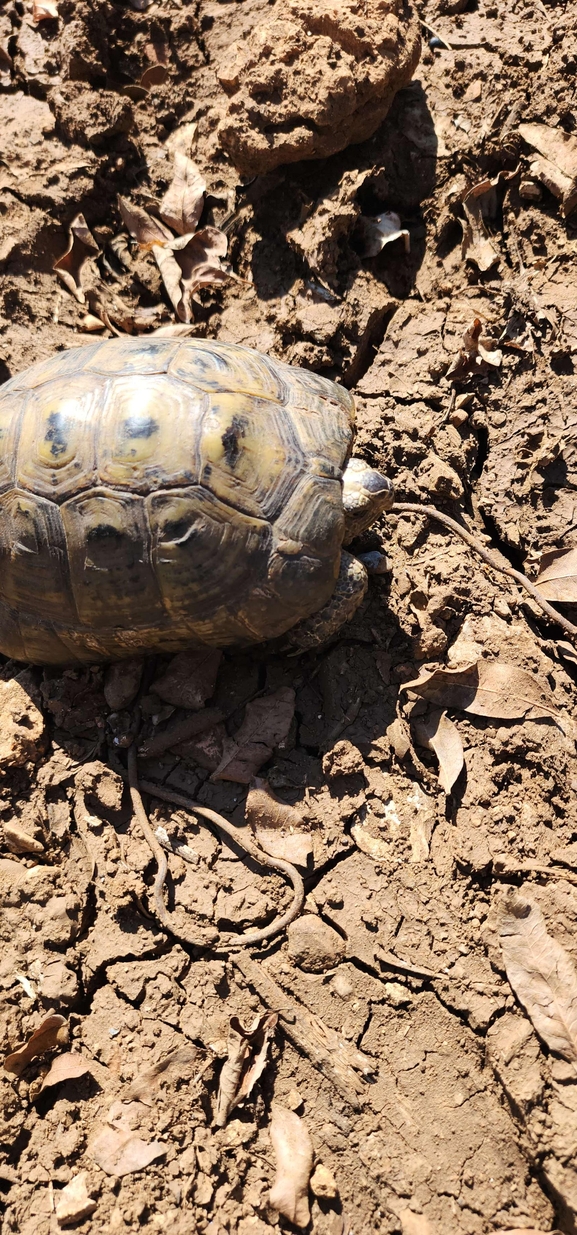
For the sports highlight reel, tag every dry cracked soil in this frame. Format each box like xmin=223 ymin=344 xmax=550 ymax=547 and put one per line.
xmin=1 ymin=0 xmax=577 ymax=1232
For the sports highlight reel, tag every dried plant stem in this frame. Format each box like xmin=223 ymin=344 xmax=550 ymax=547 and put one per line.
xmin=394 ymin=502 xmax=577 ymax=639
xmin=127 ymin=743 xmax=304 ymax=952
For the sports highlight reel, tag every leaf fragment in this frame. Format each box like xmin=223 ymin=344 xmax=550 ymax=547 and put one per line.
xmin=55 ymin=1172 xmax=97 ymax=1227
xmin=117 ymin=197 xmax=172 ymax=249
xmin=215 ymin=1012 xmax=277 ymax=1127
xmin=160 ymin=152 xmax=206 ymax=236
xmin=461 ymin=182 xmax=501 ymax=272
xmin=359 ymin=210 xmax=410 ymax=257
xmin=40 ymin=1051 xmax=91 ymax=1091
xmin=498 ymin=890 xmax=577 ymax=1062
xmin=4 ymin=1013 xmax=68 ymax=1077
xmin=211 ymin=687 xmax=295 ymax=783
xmin=269 ymin=1104 xmax=314 ymax=1229
xmin=90 ymin=1124 xmax=165 ymax=1176
xmin=518 ymin=123 xmax=577 ymax=217
xmin=414 ymin=708 xmax=464 ymax=793
xmin=447 ymin=318 xmax=502 ymax=380
xmin=246 ymin=779 xmax=312 ymax=866
xmin=403 ymin=660 xmax=558 ymax=721
xmin=535 ymin=546 xmax=577 ymax=603
xmin=126 ymin=1043 xmax=200 ymax=1103
xmin=32 ymin=0 xmax=58 ymax=19
xmin=53 ymin=215 xmax=100 ymax=304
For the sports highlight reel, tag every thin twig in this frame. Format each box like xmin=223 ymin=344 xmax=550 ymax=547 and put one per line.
xmin=126 ymin=741 xmax=305 ymax=952
xmin=394 ymin=502 xmax=577 ymax=640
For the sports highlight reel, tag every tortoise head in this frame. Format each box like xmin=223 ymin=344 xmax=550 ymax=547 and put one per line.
xmin=342 ymin=457 xmax=394 ymax=545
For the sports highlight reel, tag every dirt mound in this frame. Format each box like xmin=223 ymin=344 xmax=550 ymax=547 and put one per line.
xmin=216 ymin=0 xmax=421 ymax=174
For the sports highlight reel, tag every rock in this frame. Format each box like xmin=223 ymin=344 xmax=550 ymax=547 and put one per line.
xmin=310 ymin=1163 xmax=339 ymax=1200
xmin=55 ymin=1172 xmax=97 ymax=1227
xmin=216 ymin=0 xmax=421 ymax=174
xmin=104 ymin=658 xmax=143 ymax=711
xmin=154 ymin=650 xmax=222 ymax=710
xmin=1 ymin=821 xmax=44 ymax=854
xmin=322 ymin=740 xmax=364 ymax=778
xmin=287 ymin=914 xmax=345 ymax=972
xmin=0 ymin=671 xmax=45 ymax=769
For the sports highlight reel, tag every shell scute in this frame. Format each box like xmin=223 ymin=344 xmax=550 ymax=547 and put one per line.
xmin=169 ymin=339 xmax=285 ymax=402
xmin=16 ymin=375 xmax=102 ymax=501
xmin=85 ymin=338 xmax=179 ymax=377
xmin=97 ymin=374 xmax=204 ymax=492
xmin=199 ymin=392 xmax=303 ymax=520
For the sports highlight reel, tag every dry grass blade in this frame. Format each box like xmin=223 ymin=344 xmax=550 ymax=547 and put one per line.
xmin=535 ymin=546 xmax=577 ymax=603
xmin=269 ymin=1104 xmax=314 ymax=1229
xmin=403 ymin=660 xmax=558 ymax=722
xmin=414 ymin=708 xmax=464 ymax=793
xmin=160 ymin=152 xmax=206 ymax=235
xmin=53 ymin=215 xmax=100 ymax=304
xmin=498 ymin=891 xmax=577 ymax=1064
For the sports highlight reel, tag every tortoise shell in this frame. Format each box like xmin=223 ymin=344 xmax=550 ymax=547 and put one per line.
xmin=0 ymin=337 xmax=355 ymax=664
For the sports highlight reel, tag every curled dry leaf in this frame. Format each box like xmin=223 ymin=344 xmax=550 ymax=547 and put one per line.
xmin=55 ymin=1172 xmax=97 ymax=1227
xmin=403 ymin=660 xmax=558 ymax=722
xmin=359 ymin=210 xmax=410 ymax=257
xmin=535 ymin=546 xmax=577 ymax=603
xmin=269 ymin=1104 xmax=314 ymax=1229
xmin=215 ymin=1011 xmax=278 ymax=1127
xmin=160 ymin=152 xmax=206 ymax=236
xmin=53 ymin=215 xmax=100 ymax=304
xmin=126 ymin=1043 xmax=199 ymax=1104
xmin=4 ymin=1013 xmax=68 ymax=1077
xmin=212 ymin=687 xmax=295 ymax=783
xmin=519 ymin=123 xmax=577 ymax=217
xmin=246 ymin=779 xmax=312 ymax=866
xmin=32 ymin=0 xmax=58 ymax=19
xmin=414 ymin=708 xmax=464 ymax=794
xmin=499 ymin=891 xmax=577 ymax=1063
xmin=40 ymin=1051 xmax=91 ymax=1091
xmin=446 ymin=318 xmax=502 ymax=380
xmin=461 ymin=180 xmax=501 ymax=271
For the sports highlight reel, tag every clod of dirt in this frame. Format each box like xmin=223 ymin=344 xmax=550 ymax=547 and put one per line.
xmin=153 ymin=650 xmax=222 ymax=710
xmin=55 ymin=1172 xmax=97 ymax=1227
xmin=104 ymin=658 xmax=144 ymax=711
xmin=0 ymin=671 xmax=45 ymax=768
xmin=75 ymin=761 xmax=124 ymax=813
xmin=322 ymin=740 xmax=365 ymax=779
xmin=52 ymin=83 xmax=134 ymax=148
xmin=216 ymin=0 xmax=421 ymax=174
xmin=287 ymin=913 xmax=346 ymax=972
xmin=310 ymin=1163 xmax=339 ymax=1200
xmin=269 ymin=1104 xmax=314 ymax=1228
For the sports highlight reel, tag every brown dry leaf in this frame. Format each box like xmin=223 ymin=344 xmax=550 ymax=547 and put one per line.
xmin=215 ymin=1012 xmax=278 ymax=1127
xmin=212 ymin=687 xmax=295 ymax=783
xmin=519 ymin=123 xmax=577 ymax=217
xmin=535 ymin=546 xmax=577 ymax=603
xmin=160 ymin=152 xmax=206 ymax=236
xmin=414 ymin=708 xmax=464 ymax=793
xmin=447 ymin=318 xmax=502 ymax=379
xmin=32 ymin=0 xmax=58 ymax=18
xmin=269 ymin=1104 xmax=314 ymax=1229
xmin=499 ymin=891 xmax=577 ymax=1062
xmin=461 ymin=181 xmax=501 ymax=271
xmin=246 ymin=779 xmax=312 ymax=866
xmin=118 ymin=197 xmax=172 ymax=250
xmin=90 ymin=1125 xmax=165 ymax=1176
xmin=126 ymin=1044 xmax=199 ymax=1104
xmin=53 ymin=215 xmax=100 ymax=304
xmin=403 ymin=660 xmax=558 ymax=722
xmin=55 ymin=1172 xmax=97 ymax=1227
xmin=4 ymin=1013 xmax=68 ymax=1077
xmin=40 ymin=1051 xmax=91 ymax=1091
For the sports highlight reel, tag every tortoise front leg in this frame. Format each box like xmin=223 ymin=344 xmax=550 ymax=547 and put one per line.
xmin=287 ymin=551 xmax=368 ymax=650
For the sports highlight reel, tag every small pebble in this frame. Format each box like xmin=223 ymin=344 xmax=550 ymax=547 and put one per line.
xmin=287 ymin=914 xmax=345 ymax=973
xmin=285 ymin=1087 xmax=304 ymax=1112
xmin=428 ymin=35 xmax=443 ymax=48
xmin=310 ymin=1164 xmax=339 ymax=1201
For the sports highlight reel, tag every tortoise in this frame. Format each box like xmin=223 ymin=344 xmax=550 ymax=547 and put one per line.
xmin=0 ymin=337 xmax=394 ymax=664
